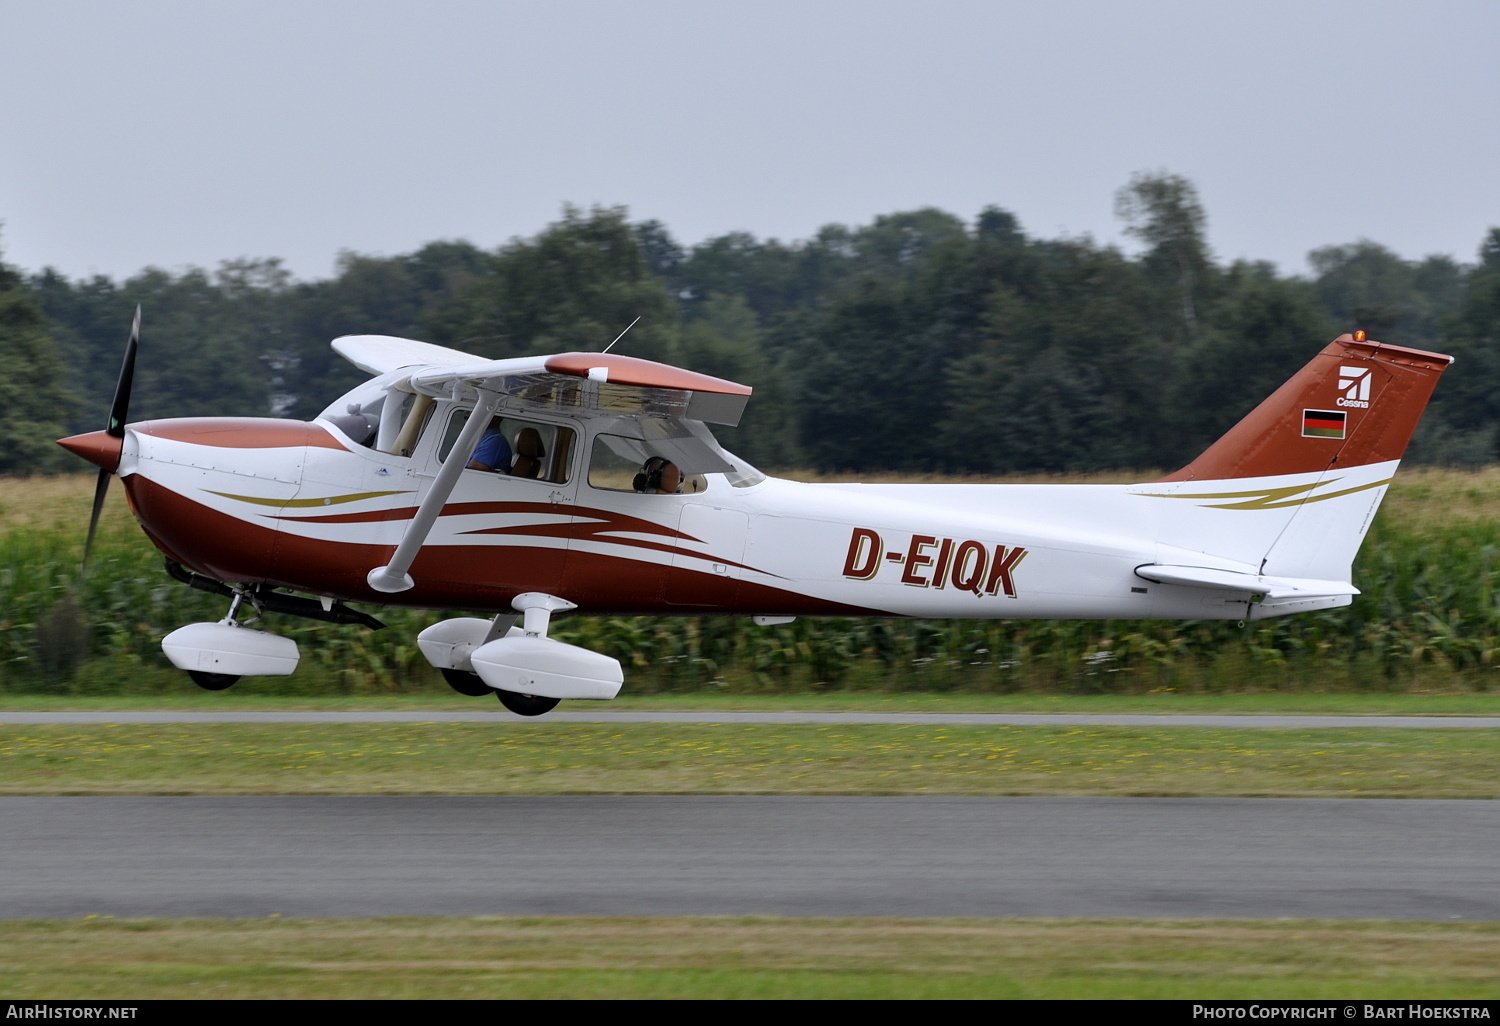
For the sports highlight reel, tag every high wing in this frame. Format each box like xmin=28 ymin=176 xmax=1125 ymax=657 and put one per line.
xmin=331 ymin=335 xmax=755 ymax=593
xmin=334 ymin=334 xmax=750 ymax=424
xmin=407 ymin=351 xmax=752 ymax=427
xmin=332 ymin=334 xmax=486 ymax=376
xmin=334 ymin=335 xmax=752 ymax=475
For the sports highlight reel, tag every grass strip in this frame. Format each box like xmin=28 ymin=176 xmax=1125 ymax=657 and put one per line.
xmin=1 ymin=723 xmax=1495 ymax=798
xmin=2 ymin=916 xmax=1496 ymax=999
xmin=1 ymin=692 xmax=1497 ymax=714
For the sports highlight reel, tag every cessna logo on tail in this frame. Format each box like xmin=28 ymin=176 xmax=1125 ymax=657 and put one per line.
xmin=842 ymin=528 xmax=1026 ymax=597
xmin=1337 ymin=366 xmax=1371 ymax=408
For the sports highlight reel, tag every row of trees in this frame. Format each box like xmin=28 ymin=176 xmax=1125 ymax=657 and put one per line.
xmin=5 ymin=174 xmax=1499 ymax=475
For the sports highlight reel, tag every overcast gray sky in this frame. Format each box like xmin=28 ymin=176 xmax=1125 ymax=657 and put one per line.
xmin=1 ymin=0 xmax=1496 ymax=282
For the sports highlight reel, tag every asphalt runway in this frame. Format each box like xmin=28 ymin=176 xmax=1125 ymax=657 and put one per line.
xmin=5 ymin=710 xmax=1500 ymax=727
xmin=2 ymin=796 xmax=1495 ymax=920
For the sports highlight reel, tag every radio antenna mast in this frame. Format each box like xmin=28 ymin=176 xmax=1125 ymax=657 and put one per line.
xmin=601 ymin=316 xmax=641 ymax=354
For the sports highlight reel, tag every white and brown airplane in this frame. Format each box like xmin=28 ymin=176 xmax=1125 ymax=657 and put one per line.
xmin=59 ymin=316 xmax=1451 ymax=715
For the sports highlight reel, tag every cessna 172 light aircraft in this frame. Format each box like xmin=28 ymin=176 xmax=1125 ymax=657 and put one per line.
xmin=58 ymin=315 xmax=1451 ymax=715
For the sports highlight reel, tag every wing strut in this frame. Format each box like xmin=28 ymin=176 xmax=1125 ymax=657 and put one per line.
xmin=367 ymin=389 xmax=502 ymax=594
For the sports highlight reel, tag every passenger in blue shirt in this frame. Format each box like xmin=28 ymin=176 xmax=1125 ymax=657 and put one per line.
xmin=466 ymin=417 xmax=512 ymax=473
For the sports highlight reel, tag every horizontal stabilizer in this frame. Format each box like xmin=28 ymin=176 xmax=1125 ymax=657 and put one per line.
xmin=1134 ymin=564 xmax=1359 ymax=601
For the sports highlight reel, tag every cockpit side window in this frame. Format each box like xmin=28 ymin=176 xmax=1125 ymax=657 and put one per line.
xmin=587 ymin=433 xmax=708 ymax=494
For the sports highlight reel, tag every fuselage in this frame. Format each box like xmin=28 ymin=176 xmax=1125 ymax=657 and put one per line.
xmin=108 ymin=404 xmax=1393 ymax=623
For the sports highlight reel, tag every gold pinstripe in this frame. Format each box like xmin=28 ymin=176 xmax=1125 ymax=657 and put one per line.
xmin=1134 ymin=477 xmax=1392 ymax=510
xmin=207 ymin=489 xmax=412 ymax=508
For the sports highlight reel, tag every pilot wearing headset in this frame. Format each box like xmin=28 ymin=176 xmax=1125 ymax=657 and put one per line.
xmin=633 ymin=456 xmax=682 ymax=494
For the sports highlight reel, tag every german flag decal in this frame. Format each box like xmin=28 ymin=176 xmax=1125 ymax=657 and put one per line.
xmin=1302 ymin=409 xmax=1346 ymax=439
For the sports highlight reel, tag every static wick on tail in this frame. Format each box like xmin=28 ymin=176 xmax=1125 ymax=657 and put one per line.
xmin=601 ymin=316 xmax=641 ymax=355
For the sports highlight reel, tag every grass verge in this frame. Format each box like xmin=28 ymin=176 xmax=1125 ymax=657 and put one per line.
xmin=2 ymin=722 xmax=1495 ymax=797
xmin=1 ymin=691 xmax=1498 ymax=715
xmin=1 ymin=916 xmax=1496 ymax=999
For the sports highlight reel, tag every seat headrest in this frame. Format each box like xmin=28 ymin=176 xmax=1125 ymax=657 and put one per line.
xmin=516 ymin=428 xmax=545 ymax=458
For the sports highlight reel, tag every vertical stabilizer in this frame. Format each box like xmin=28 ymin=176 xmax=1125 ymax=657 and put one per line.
xmin=1160 ymin=334 xmax=1452 ymax=483
xmin=1137 ymin=335 xmax=1451 ymax=592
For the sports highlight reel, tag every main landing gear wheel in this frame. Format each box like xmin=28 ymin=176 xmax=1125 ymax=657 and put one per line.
xmin=440 ymin=668 xmax=494 ymax=697
xmin=495 ymin=690 xmax=560 ymax=717
xmin=188 ymin=670 xmax=240 ymax=691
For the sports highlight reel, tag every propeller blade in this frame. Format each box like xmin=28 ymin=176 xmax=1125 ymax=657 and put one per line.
xmin=82 ymin=467 xmax=111 ymax=572
xmin=106 ymin=305 xmax=140 ymax=438
xmin=84 ymin=306 xmax=138 ymax=572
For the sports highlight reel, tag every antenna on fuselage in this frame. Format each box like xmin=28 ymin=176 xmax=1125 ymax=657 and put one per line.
xmin=601 ymin=316 xmax=641 ymax=354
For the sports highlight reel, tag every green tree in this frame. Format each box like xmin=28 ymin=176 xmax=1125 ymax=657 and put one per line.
xmin=941 ymin=239 xmax=1164 ymax=472
xmin=114 ymin=265 xmax=275 ymax=421
xmin=1115 ymin=171 xmax=1214 ymax=339
xmin=676 ymin=294 xmax=799 ymax=467
xmin=0 ymin=243 xmax=76 ymax=473
xmin=677 ymin=231 xmax=814 ymax=326
xmin=34 ymin=261 xmax=284 ymax=427
xmin=1308 ymin=240 xmax=1466 ymax=349
xmin=277 ymin=240 xmax=490 ymax=420
xmin=799 ymin=276 xmax=944 ymax=471
xmin=28 ymin=269 xmax=130 ymax=433
xmin=1180 ymin=262 xmax=1335 ymax=461
xmin=431 ymin=206 xmax=677 ymax=363
xmin=1415 ymin=228 xmax=1500 ymax=464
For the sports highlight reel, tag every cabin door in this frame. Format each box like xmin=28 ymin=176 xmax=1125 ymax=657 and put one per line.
xmin=665 ymin=502 xmax=748 ymax=608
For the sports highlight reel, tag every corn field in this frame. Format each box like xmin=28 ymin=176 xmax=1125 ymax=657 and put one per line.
xmin=4 ymin=472 xmax=1500 ymax=694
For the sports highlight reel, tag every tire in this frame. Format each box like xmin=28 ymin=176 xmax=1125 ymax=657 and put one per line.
xmin=495 ymin=690 xmax=560 ymax=716
xmin=188 ymin=670 xmax=239 ymax=691
xmin=440 ymin=668 xmax=494 ymax=697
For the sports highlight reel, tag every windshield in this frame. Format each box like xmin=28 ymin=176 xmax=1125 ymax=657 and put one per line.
xmin=718 ymin=447 xmax=764 ymax=488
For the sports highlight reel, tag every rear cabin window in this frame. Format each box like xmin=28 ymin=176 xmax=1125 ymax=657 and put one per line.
xmin=438 ymin=410 xmax=576 ymax=484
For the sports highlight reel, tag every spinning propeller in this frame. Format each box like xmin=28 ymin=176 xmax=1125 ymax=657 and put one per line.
xmin=57 ymin=305 xmax=140 ymax=572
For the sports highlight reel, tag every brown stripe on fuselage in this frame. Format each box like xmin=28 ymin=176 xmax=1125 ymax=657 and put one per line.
xmin=276 ymin=498 xmax=772 ymax=578
xmin=132 ymin=418 xmax=349 ymax=450
xmin=466 ymin=521 xmax=772 ymax=577
xmin=124 ymin=472 xmax=283 ymax=584
xmin=271 ymin=500 xmax=698 ymax=542
xmin=121 ymin=475 xmax=872 ymax=616
xmin=273 ymin=505 xmax=418 ymax=524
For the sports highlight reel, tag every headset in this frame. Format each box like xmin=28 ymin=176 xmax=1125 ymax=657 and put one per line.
xmin=633 ymin=456 xmax=671 ymax=493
